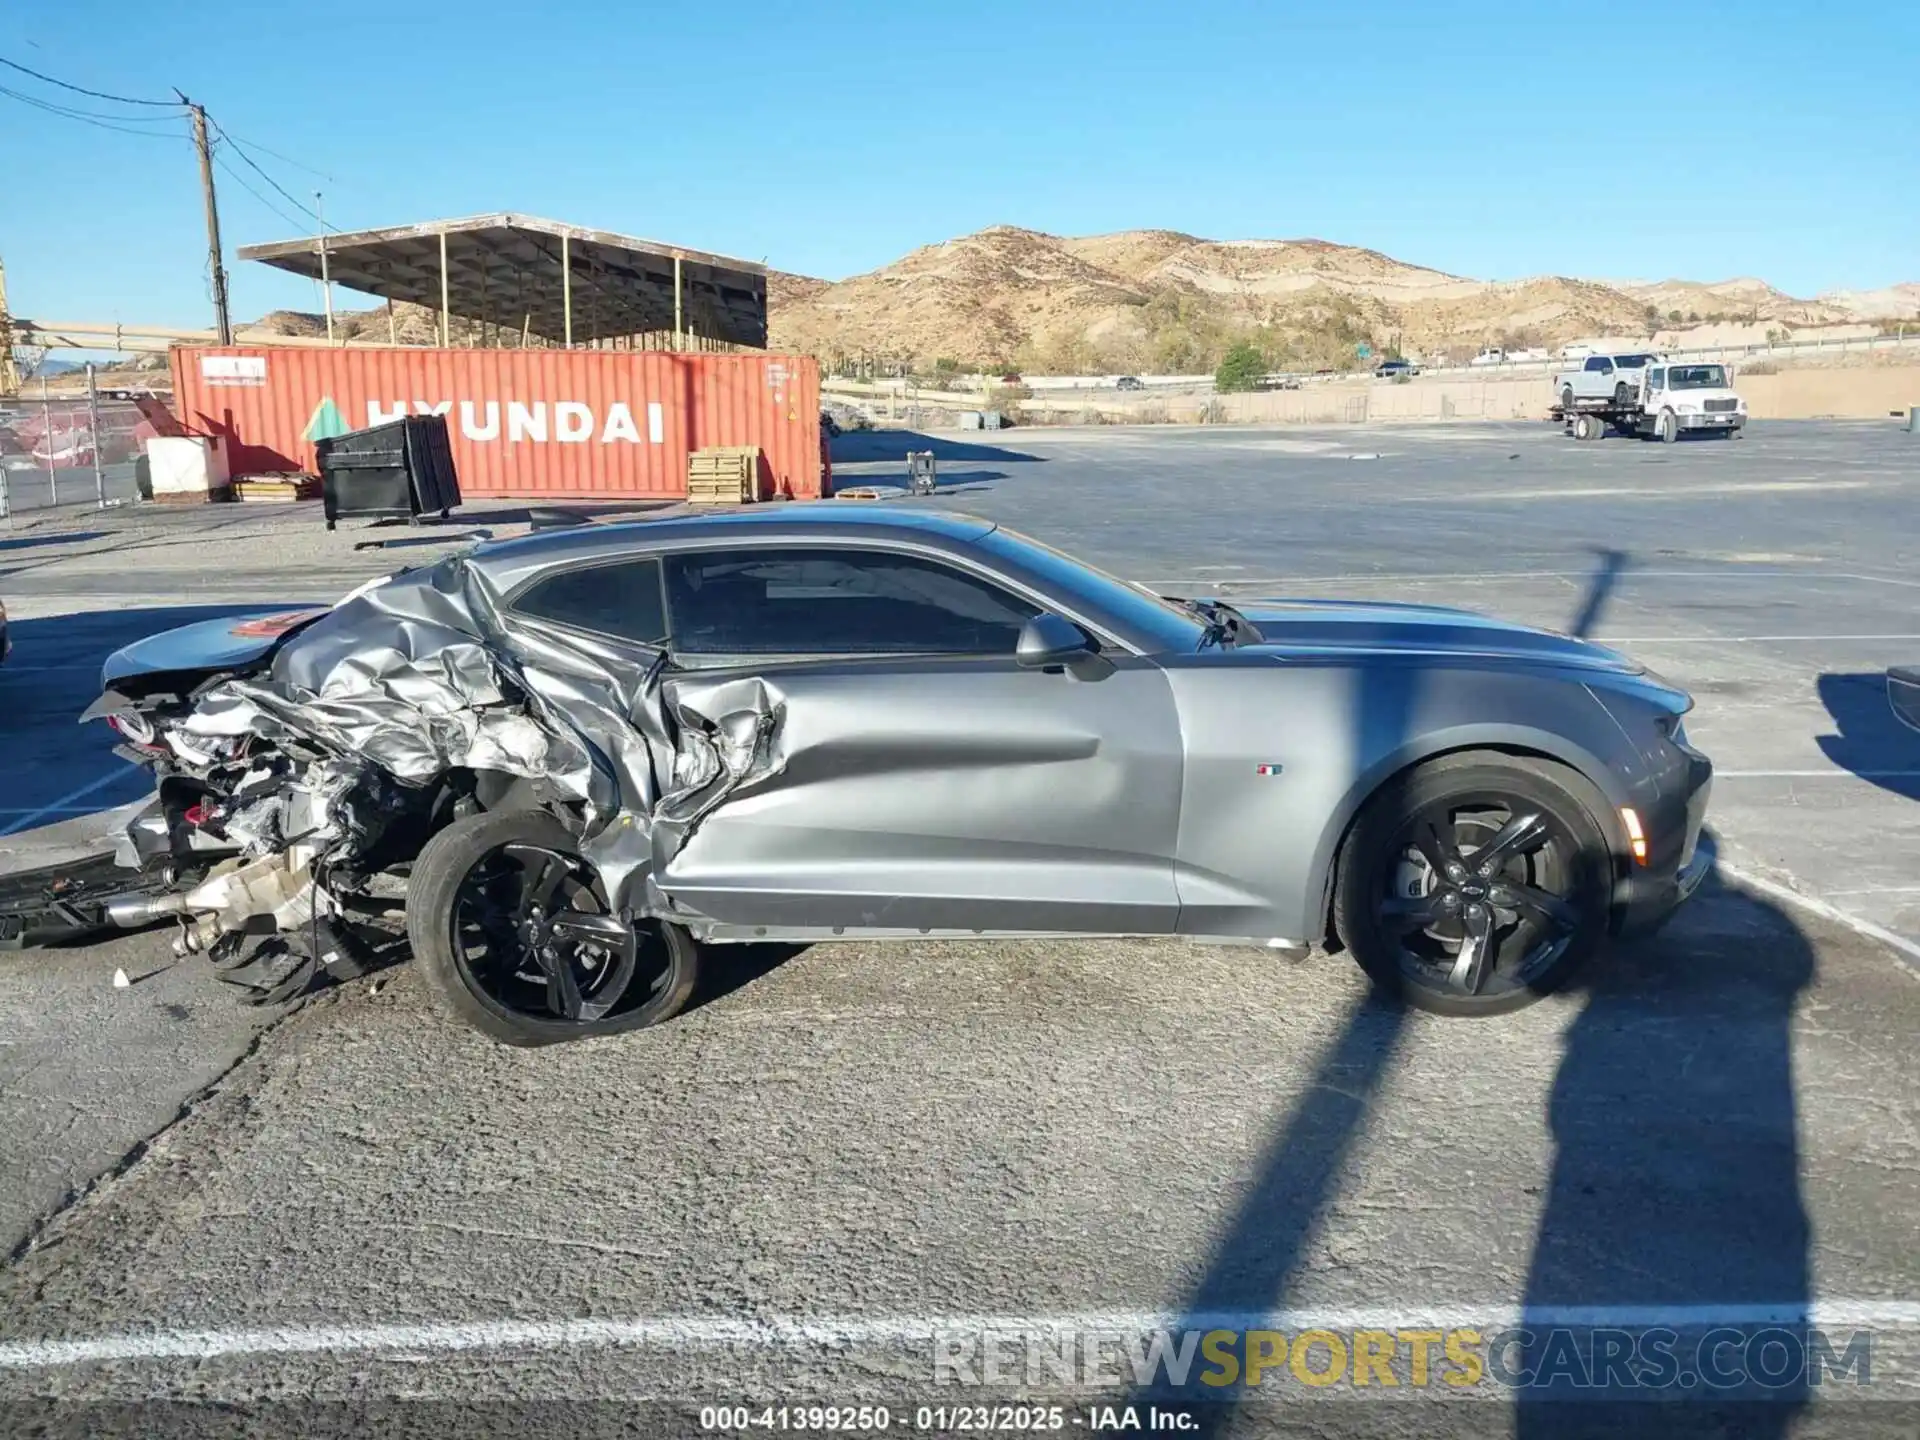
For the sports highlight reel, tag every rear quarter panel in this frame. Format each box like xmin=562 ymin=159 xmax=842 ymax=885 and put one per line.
xmin=1163 ymin=655 xmax=1650 ymax=942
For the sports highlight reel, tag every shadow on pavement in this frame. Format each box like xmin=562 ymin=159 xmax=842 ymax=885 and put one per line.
xmin=683 ymin=943 xmax=811 ymax=1015
xmin=1511 ymin=856 xmax=1814 ymax=1439
xmin=0 ymin=529 xmax=108 ymax=555
xmin=829 ymin=430 xmax=1047 ymax=465
xmin=1127 ymin=867 xmax=1820 ymax=1438
xmin=1816 ymin=672 xmax=1920 ymax=801
xmin=1567 ymin=548 xmax=1628 ymax=639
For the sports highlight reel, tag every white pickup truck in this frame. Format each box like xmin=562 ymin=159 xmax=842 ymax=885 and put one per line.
xmin=1553 ymin=357 xmax=1746 ymax=441
xmin=1554 ymin=352 xmax=1661 ymax=409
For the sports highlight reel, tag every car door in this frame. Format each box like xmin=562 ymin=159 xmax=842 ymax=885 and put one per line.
xmin=649 ymin=542 xmax=1186 ymax=937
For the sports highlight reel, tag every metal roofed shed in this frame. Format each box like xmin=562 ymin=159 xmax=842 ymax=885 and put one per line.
xmin=236 ymin=214 xmax=768 ymax=351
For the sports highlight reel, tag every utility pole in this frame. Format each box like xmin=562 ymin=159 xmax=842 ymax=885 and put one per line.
xmin=316 ymin=191 xmax=334 ymax=345
xmin=0 ymin=256 xmax=19 ymax=396
xmin=178 ymin=93 xmax=233 ymax=345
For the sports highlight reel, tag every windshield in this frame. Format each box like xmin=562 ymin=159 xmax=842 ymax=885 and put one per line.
xmin=1668 ymin=364 xmax=1728 ymax=389
xmin=974 ymin=524 xmax=1207 ymax=643
xmin=1613 ymin=354 xmax=1654 ymax=369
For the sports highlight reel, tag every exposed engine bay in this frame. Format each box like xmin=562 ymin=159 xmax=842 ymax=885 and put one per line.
xmin=0 ymin=551 xmax=789 ymax=1007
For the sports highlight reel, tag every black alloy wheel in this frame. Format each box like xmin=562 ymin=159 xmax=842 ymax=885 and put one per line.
xmin=409 ymin=809 xmax=699 ymax=1045
xmin=452 ymin=843 xmax=643 ymax=1023
xmin=1336 ymin=756 xmax=1611 ymax=1015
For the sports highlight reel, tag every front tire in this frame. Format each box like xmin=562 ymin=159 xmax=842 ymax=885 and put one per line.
xmin=1333 ymin=754 xmax=1612 ymax=1016
xmin=408 ymin=809 xmax=699 ymax=1046
xmin=1658 ymin=409 xmax=1679 ymax=443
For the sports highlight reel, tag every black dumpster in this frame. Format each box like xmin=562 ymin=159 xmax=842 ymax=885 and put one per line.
xmin=315 ymin=414 xmax=461 ymax=530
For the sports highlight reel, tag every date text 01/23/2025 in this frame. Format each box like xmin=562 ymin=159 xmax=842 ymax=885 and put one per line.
xmin=699 ymin=1403 xmax=1200 ymax=1431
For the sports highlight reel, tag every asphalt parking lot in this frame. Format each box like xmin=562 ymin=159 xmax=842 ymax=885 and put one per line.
xmin=1 ymin=420 xmax=1917 ymax=1436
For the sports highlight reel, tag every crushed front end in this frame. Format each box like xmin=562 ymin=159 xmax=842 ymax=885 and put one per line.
xmin=2 ymin=550 xmax=790 ymax=1005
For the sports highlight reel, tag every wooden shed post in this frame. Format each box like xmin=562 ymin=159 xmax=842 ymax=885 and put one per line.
xmin=438 ymin=231 xmax=450 ymax=347
xmin=673 ymin=254 xmax=683 ymax=352
xmin=562 ymin=234 xmax=573 ymax=348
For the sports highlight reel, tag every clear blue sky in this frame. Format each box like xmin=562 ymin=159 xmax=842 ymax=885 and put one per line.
xmin=4 ymin=0 xmax=1915 ymax=331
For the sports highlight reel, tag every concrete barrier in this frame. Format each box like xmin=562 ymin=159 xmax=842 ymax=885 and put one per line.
xmin=834 ymin=365 xmax=1920 ymax=429
xmin=1172 ymin=366 xmax=1920 ymax=426
xmin=1736 ymin=366 xmax=1920 ymax=420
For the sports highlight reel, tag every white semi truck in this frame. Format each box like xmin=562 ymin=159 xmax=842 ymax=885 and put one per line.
xmin=1550 ymin=358 xmax=1748 ymax=441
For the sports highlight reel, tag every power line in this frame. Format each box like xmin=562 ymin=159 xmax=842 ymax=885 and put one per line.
xmin=212 ymin=149 xmax=313 ymax=233
xmin=0 ymin=83 xmax=183 ymax=124
xmin=207 ymin=120 xmax=322 ymax=225
xmin=0 ymin=84 xmax=189 ymax=138
xmin=0 ymin=54 xmax=179 ymax=106
xmin=216 ymin=129 xmax=336 ymax=183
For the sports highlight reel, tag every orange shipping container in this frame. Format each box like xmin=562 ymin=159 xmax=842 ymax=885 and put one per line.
xmin=167 ymin=346 xmax=826 ymax=500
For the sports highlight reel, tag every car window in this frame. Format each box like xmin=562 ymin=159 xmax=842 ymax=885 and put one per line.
xmin=1584 ymin=357 xmax=1606 ymax=372
xmin=663 ymin=547 xmax=1041 ymax=657
xmin=512 ymin=558 xmax=668 ymax=646
xmin=1649 ymin=368 xmax=1666 ymax=389
xmin=1615 ymin=354 xmax=1651 ymax=369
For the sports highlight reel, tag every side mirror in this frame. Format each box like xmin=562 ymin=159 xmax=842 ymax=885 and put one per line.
xmin=1016 ymin=612 xmax=1110 ymax=679
xmin=1890 ymin=667 xmax=1920 ymax=734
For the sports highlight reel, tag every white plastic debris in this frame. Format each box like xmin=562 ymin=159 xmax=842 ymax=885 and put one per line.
xmin=112 ymin=968 xmax=131 ymax=989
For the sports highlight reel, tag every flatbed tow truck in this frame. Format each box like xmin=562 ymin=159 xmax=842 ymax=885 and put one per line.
xmin=1549 ymin=359 xmax=1748 ymax=442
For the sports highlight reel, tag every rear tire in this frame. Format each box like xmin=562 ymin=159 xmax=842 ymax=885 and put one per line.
xmin=1333 ymin=754 xmax=1613 ymax=1016
xmin=408 ymin=809 xmax=699 ymax=1046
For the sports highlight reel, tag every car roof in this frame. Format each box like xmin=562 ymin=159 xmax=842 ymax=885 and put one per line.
xmin=465 ymin=503 xmax=1000 ymax=592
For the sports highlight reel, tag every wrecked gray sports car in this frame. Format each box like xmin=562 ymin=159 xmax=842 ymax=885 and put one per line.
xmin=9 ymin=507 xmax=1712 ymax=1043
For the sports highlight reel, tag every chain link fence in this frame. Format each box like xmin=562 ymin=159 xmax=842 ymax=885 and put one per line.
xmin=0 ymin=378 xmax=163 ymax=520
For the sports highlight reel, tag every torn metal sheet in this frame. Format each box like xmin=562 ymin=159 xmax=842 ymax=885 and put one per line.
xmin=651 ymin=675 xmax=789 ymax=861
xmin=173 ymin=557 xmax=673 ymax=834
xmin=79 ymin=548 xmax=717 ymax=970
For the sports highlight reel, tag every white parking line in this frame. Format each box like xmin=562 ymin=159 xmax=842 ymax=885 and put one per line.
xmin=2 ymin=1301 xmax=1917 ymax=1368
xmin=1137 ymin=570 xmax=1920 ymax=591
xmin=1716 ymin=861 xmax=1920 ymax=978
xmin=1715 ymin=770 xmax=1920 ymax=779
xmin=0 ymin=768 xmax=140 ymax=838
xmin=1604 ymin=635 xmax=1920 ymax=644
xmin=1465 ymin=481 xmax=1877 ymax=502
xmin=1138 ymin=569 xmax=1838 ymax=588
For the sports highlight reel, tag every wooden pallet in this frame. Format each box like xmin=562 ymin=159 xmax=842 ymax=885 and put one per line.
xmin=686 ymin=446 xmax=762 ymax=504
xmin=233 ymin=474 xmax=321 ymax=503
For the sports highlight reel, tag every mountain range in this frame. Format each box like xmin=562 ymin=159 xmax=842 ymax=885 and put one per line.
xmin=763 ymin=226 xmax=1920 ymax=372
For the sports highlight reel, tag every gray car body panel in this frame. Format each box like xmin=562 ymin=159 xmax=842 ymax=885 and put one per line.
xmin=95 ymin=506 xmax=1691 ymax=948
xmin=653 ymin=652 xmax=1184 ymax=935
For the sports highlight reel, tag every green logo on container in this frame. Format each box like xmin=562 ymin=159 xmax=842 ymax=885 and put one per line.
xmin=303 ymin=396 xmax=349 ymax=442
